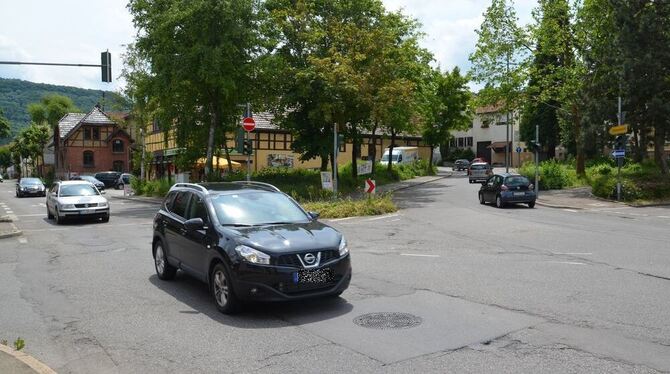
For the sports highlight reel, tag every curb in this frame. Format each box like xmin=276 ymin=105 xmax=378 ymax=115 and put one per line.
xmin=535 ymin=200 xmax=584 ymax=210
xmin=0 ymin=223 xmax=22 ymax=239
xmin=0 ymin=344 xmax=57 ymax=374
xmin=111 ymin=195 xmax=162 ymax=205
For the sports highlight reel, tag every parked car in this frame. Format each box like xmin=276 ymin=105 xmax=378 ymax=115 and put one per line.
xmin=115 ymin=173 xmax=132 ymax=190
xmin=479 ymin=173 xmax=536 ymax=208
xmin=453 ymin=159 xmax=470 ymax=171
xmin=46 ymin=181 xmax=110 ymax=224
xmin=0 ymin=174 xmax=3 ymax=182
xmin=379 ymin=147 xmax=419 ymax=166
xmin=94 ymin=171 xmax=122 ymax=188
xmin=16 ymin=177 xmax=46 ymax=197
xmin=468 ymin=162 xmax=492 ymax=183
xmin=152 ymin=182 xmax=352 ymax=314
xmin=471 ymin=157 xmax=487 ymax=164
xmin=71 ymin=175 xmax=106 ymax=191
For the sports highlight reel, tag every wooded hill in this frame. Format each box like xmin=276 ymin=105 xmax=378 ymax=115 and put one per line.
xmin=0 ymin=78 xmax=124 ymax=143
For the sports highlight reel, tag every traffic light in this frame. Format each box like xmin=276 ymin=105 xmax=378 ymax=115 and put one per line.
xmin=235 ymin=128 xmax=245 ymax=154
xmin=101 ymin=51 xmax=112 ymax=82
xmin=337 ymin=134 xmax=345 ymax=148
xmin=243 ymin=139 xmax=253 ymax=155
xmin=614 ymin=135 xmax=627 ymax=150
xmin=527 ymin=141 xmax=541 ymax=152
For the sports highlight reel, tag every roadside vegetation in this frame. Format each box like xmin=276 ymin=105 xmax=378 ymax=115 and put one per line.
xmin=518 ymin=159 xmax=670 ymax=203
xmin=130 ymin=160 xmax=435 ymax=218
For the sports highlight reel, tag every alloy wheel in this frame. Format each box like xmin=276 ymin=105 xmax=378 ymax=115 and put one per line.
xmin=213 ymin=269 xmax=229 ymax=307
xmin=155 ymin=244 xmax=166 ymax=275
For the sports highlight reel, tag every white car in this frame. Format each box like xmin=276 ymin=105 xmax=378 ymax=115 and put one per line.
xmin=46 ymin=181 xmax=110 ymax=224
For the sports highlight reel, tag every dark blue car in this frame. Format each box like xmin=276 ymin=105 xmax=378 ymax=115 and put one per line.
xmin=478 ymin=173 xmax=536 ymax=208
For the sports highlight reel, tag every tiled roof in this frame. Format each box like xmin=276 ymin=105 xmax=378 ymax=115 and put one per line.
xmin=80 ymin=106 xmax=116 ymax=125
xmin=58 ymin=113 xmax=86 ymax=138
xmin=58 ymin=106 xmax=118 ymax=140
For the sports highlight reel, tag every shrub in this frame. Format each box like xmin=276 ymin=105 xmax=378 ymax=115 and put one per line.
xmin=445 ymin=148 xmax=475 ymax=162
xmin=519 ymin=160 xmax=576 ymax=190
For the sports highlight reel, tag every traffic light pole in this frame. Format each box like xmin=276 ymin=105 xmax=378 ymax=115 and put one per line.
xmin=246 ymin=103 xmax=251 ymax=182
xmin=616 ymin=94 xmax=622 ymax=201
xmin=535 ymin=124 xmax=539 ymax=196
xmin=333 ymin=123 xmax=338 ymax=197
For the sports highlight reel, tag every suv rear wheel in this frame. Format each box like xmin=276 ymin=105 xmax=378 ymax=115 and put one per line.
xmin=496 ymin=195 xmax=505 ymax=209
xmin=210 ymin=263 xmax=241 ymax=314
xmin=478 ymin=193 xmax=485 ymax=205
xmin=154 ymin=241 xmax=177 ymax=280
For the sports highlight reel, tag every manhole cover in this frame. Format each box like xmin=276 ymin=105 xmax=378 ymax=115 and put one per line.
xmin=353 ymin=312 xmax=422 ymax=330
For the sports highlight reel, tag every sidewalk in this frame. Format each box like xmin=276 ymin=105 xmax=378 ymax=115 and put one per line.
xmin=0 ymin=344 xmax=56 ymax=374
xmin=0 ymin=215 xmax=22 ymax=239
xmin=536 ymin=187 xmax=629 ymax=210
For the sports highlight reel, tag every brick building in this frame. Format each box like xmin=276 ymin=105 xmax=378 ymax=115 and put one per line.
xmin=54 ymin=105 xmax=132 ymax=178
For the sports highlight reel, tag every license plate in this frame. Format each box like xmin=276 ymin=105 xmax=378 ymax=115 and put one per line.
xmin=80 ymin=210 xmax=96 ymax=214
xmin=514 ymin=192 xmax=525 ymax=196
xmin=293 ymin=268 xmax=334 ymax=284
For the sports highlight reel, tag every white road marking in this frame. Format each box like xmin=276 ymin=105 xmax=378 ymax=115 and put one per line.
xmin=563 ymin=209 xmax=578 ymax=213
xmin=547 ymin=261 xmax=586 ymax=265
xmin=553 ymin=252 xmax=592 ymax=255
xmin=365 ymin=213 xmax=400 ymax=221
xmin=400 ymin=253 xmax=440 ymax=258
xmin=658 ymin=216 xmax=670 ymax=219
xmin=17 ymin=214 xmax=46 ymax=217
xmin=329 ymin=217 xmax=356 ymax=222
xmin=5 ymin=210 xmax=13 ymax=214
xmin=17 ymin=237 xmax=27 ymax=244
xmin=388 ymin=218 xmax=401 ymax=222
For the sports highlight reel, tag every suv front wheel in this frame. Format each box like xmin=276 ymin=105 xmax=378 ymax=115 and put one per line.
xmin=210 ymin=263 xmax=241 ymax=314
xmin=154 ymin=241 xmax=177 ymax=280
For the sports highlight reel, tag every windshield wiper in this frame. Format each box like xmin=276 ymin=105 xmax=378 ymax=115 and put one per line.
xmin=220 ymin=223 xmax=254 ymax=227
xmin=262 ymin=221 xmax=294 ymax=225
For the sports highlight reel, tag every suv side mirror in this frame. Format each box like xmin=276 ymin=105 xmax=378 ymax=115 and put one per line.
xmin=184 ymin=217 xmax=204 ymax=231
xmin=308 ymin=211 xmax=320 ymax=221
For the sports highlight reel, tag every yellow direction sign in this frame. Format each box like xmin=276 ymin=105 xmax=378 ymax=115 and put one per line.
xmin=609 ymin=124 xmax=628 ymax=135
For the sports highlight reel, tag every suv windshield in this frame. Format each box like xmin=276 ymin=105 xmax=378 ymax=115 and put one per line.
xmin=381 ymin=154 xmax=399 ymax=162
xmin=60 ymin=184 xmax=100 ymax=197
xmin=505 ymin=176 xmax=530 ymax=186
xmin=211 ymin=192 xmax=309 ymax=225
xmin=20 ymin=178 xmax=42 ymax=185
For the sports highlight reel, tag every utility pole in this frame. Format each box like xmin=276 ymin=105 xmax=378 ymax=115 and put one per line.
xmin=616 ymin=87 xmax=622 ymax=201
xmin=246 ymin=103 xmax=251 ymax=182
xmin=333 ymin=123 xmax=338 ymax=197
xmin=505 ymin=53 xmax=510 ymax=173
xmin=140 ymin=128 xmax=145 ymax=181
xmin=535 ymin=124 xmax=540 ymax=199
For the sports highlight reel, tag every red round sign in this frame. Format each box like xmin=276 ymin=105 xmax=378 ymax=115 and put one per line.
xmin=242 ymin=117 xmax=255 ymax=132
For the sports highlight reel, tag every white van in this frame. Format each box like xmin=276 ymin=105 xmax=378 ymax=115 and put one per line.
xmin=379 ymin=147 xmax=419 ymax=166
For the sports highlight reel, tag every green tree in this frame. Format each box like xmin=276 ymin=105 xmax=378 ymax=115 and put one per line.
xmin=0 ymin=109 xmax=11 ymax=139
xmin=27 ymin=94 xmax=79 ymax=171
xmin=126 ymin=0 xmax=265 ymax=176
xmin=0 ymin=145 xmax=11 ymax=170
xmin=423 ymin=67 xmax=473 ymax=168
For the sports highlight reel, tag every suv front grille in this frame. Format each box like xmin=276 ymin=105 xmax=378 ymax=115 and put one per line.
xmin=276 ymin=250 xmax=339 ymax=268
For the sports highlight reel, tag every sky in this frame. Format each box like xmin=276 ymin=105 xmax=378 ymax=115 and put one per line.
xmin=0 ymin=0 xmax=537 ymax=93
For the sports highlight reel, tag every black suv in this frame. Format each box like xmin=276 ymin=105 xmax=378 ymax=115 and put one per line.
xmin=94 ymin=171 xmax=122 ymax=188
xmin=152 ymin=182 xmax=352 ymax=314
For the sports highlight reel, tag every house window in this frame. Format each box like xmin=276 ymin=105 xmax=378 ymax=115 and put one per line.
xmin=481 ymin=119 xmax=491 ymax=128
xmin=84 ymin=128 xmax=91 ymax=140
xmin=458 ymin=138 xmax=464 ymax=147
xmin=467 ymin=137 xmax=473 ymax=147
xmin=112 ymin=160 xmax=124 ymax=172
xmin=83 ymin=151 xmax=94 ymax=167
xmin=93 ymin=128 xmax=100 ymax=140
xmin=112 ymin=139 xmax=124 ymax=153
xmin=496 ymin=121 xmax=506 ymax=126
xmin=152 ymin=118 xmax=160 ymax=133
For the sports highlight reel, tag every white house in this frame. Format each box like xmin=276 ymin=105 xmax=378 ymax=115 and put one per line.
xmin=450 ymin=105 xmax=532 ymax=167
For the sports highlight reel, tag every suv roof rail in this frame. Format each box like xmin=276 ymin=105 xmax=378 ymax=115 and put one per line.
xmin=231 ymin=181 xmax=281 ymax=192
xmin=170 ymin=183 xmax=209 ymax=194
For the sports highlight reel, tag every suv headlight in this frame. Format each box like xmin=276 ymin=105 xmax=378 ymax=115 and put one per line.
xmin=339 ymin=237 xmax=349 ymax=257
xmin=98 ymin=202 xmax=108 ymax=208
xmin=61 ymin=204 xmax=75 ymax=209
xmin=235 ymin=245 xmax=270 ymax=265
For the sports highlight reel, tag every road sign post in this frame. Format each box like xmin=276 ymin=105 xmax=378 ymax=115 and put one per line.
xmin=365 ymin=179 xmax=376 ymax=195
xmin=242 ymin=107 xmax=255 ymax=182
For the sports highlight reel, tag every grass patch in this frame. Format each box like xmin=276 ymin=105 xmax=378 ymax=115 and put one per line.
xmin=585 ymin=160 xmax=670 ymax=202
xmin=302 ymin=194 xmax=397 ymax=219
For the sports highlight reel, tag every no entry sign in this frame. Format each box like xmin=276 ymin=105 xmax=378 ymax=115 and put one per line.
xmin=242 ymin=117 xmax=255 ymax=132
xmin=365 ymin=179 xmax=376 ymax=194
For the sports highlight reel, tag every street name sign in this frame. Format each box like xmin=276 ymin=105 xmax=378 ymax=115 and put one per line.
xmin=242 ymin=117 xmax=256 ymax=132
xmin=608 ymin=124 xmax=628 ymax=136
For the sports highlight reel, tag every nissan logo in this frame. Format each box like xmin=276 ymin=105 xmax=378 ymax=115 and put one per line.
xmin=303 ymin=253 xmax=316 ymax=264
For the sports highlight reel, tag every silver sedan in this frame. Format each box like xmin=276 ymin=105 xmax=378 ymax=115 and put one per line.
xmin=46 ymin=181 xmax=110 ymax=224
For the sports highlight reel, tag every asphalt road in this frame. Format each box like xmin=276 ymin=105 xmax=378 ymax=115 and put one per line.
xmin=0 ymin=175 xmax=669 ymax=373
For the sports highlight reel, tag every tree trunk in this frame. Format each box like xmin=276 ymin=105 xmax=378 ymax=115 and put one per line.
xmin=223 ymin=131 xmax=233 ymax=175
xmin=429 ymin=146 xmax=434 ymax=169
xmin=387 ymin=130 xmax=396 ymax=173
xmin=370 ymin=124 xmax=378 ymax=177
xmin=205 ymin=104 xmax=217 ymax=177
xmin=654 ymin=127 xmax=669 ymax=175
xmin=351 ymin=126 xmax=358 ymax=180
xmin=320 ymin=155 xmax=329 ymax=171
xmin=573 ymin=105 xmax=585 ymax=176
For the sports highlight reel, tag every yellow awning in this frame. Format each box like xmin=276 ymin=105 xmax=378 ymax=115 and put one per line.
xmin=196 ymin=156 xmax=242 ymax=170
